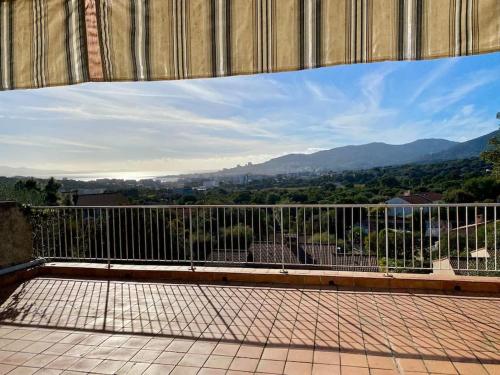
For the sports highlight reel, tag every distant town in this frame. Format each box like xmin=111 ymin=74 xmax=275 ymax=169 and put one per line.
xmin=1 ymin=129 xmax=498 ymax=206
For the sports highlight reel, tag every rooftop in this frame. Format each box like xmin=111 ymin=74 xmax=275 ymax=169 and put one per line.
xmin=0 ymin=273 xmax=499 ymax=375
xmin=0 ymin=202 xmax=499 ymax=374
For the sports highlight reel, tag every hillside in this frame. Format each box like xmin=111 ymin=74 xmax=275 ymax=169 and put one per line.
xmin=420 ymin=130 xmax=498 ymax=163
xmin=213 ymin=131 xmax=497 ymax=176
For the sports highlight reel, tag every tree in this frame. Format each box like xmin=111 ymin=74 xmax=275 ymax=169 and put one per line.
xmin=44 ymin=177 xmax=61 ymax=206
xmin=481 ymin=113 xmax=500 ymax=180
xmin=15 ymin=178 xmax=40 ymax=191
xmin=444 ymin=189 xmax=474 ymax=203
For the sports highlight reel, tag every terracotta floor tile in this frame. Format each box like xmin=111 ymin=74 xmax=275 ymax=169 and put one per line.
xmin=122 ymin=337 xmax=151 ymax=349
xmin=256 ymin=359 xmax=285 ymax=374
xmin=367 ymin=355 xmax=396 ymax=370
xmin=7 ymin=366 xmax=38 ymax=374
xmin=197 ymin=368 xmax=226 ymax=375
xmin=24 ymin=354 xmax=59 ymax=368
xmin=91 ymin=359 xmax=126 ymax=374
xmin=115 ymin=362 xmax=150 ymax=375
xmin=166 ymin=340 xmax=195 ymax=353
xmin=2 ymin=352 xmax=35 ymax=366
xmin=1 ymin=278 xmax=499 ymax=375
xmin=178 ymin=353 xmax=208 ymax=367
xmin=155 ymin=351 xmax=184 ymax=366
xmin=237 ymin=344 xmax=265 ymax=359
xmin=42 ymin=333 xmax=69 ymax=344
xmin=340 ymin=352 xmax=368 ymax=367
xmin=369 ymin=369 xmax=400 ymax=375
xmin=313 ymin=349 xmax=340 ymax=365
xmin=108 ymin=347 xmax=138 ymax=361
xmin=287 ymin=348 xmax=314 ymax=363
xmin=143 ymin=338 xmax=174 ymax=351
xmin=0 ymin=364 xmax=15 ymax=375
xmin=143 ymin=363 xmax=174 ymax=374
xmin=170 ymin=365 xmax=200 ymax=375
xmin=45 ymin=356 xmax=79 ymax=370
xmin=86 ymin=345 xmax=116 ymax=359
xmin=63 ymin=344 xmax=93 ymax=357
xmin=42 ymin=344 xmax=73 ymax=356
xmin=2 ymin=340 xmax=32 ymax=352
xmin=311 ymin=363 xmax=340 ymax=375
xmin=101 ymin=336 xmax=130 ymax=348
xmin=213 ymin=343 xmax=240 ymax=357
xmin=0 ymin=351 xmax=15 ymax=363
xmin=79 ymin=334 xmax=109 ymax=346
xmin=229 ymin=357 xmax=259 ymax=372
xmin=204 ymin=355 xmax=233 ymax=369
xmin=22 ymin=342 xmax=54 ymax=355
xmin=130 ymin=349 xmax=161 ymax=362
xmin=262 ymin=347 xmax=288 ymax=361
xmin=423 ymin=359 xmax=458 ymax=374
xmin=3 ymin=330 xmax=31 ymax=340
xmin=483 ymin=363 xmax=500 ymax=375
xmin=283 ymin=361 xmax=312 ymax=375
xmin=397 ymin=358 xmax=427 ymax=372
xmin=340 ymin=365 xmax=370 ymax=375
xmin=32 ymin=368 xmax=62 ymax=374
xmin=59 ymin=334 xmax=88 ymax=346
xmin=452 ymin=362 xmax=489 ymax=375
xmin=188 ymin=341 xmax=217 ymax=355
xmin=67 ymin=357 xmax=102 ymax=372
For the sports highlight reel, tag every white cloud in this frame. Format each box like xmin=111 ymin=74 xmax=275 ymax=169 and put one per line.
xmin=0 ymin=135 xmax=111 ymax=151
xmin=408 ymin=59 xmax=457 ymax=104
xmin=420 ymin=69 xmax=497 ymax=113
xmin=0 ymin=54 xmax=498 ymax=176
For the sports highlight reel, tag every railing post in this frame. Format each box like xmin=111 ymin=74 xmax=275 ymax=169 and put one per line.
xmin=189 ymin=207 xmax=195 ymax=271
xmin=384 ymin=207 xmax=390 ymax=276
xmin=106 ymin=208 xmax=111 ymax=269
xmin=280 ymin=207 xmax=287 ymax=274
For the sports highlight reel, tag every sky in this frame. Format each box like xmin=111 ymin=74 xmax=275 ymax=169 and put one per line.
xmin=0 ymin=52 xmax=499 ymax=179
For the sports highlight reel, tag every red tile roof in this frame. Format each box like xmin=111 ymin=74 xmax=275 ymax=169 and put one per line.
xmin=398 ymin=192 xmax=442 ymax=204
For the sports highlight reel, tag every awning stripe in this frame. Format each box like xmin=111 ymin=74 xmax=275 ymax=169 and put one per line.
xmin=0 ymin=0 xmax=499 ymax=91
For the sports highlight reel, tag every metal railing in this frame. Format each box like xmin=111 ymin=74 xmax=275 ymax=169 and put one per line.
xmin=29 ymin=204 xmax=500 ymax=275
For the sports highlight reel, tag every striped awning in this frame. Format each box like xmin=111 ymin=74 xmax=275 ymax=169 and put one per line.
xmin=1 ymin=0 xmax=499 ymax=91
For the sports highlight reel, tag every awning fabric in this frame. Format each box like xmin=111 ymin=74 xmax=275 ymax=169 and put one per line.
xmin=0 ymin=0 xmax=499 ymax=91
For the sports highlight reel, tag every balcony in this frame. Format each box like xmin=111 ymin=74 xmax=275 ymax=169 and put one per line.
xmin=28 ymin=204 xmax=500 ymax=276
xmin=0 ymin=203 xmax=499 ymax=375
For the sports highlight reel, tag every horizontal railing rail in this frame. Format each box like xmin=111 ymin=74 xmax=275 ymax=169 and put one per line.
xmin=28 ymin=204 xmax=500 ymax=275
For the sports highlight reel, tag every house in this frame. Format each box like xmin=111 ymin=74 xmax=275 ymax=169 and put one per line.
xmin=387 ymin=191 xmax=443 ymax=217
xmin=387 ymin=191 xmax=443 ymax=205
xmin=432 ymin=248 xmax=499 ymax=276
xmin=75 ymin=192 xmax=129 ymax=206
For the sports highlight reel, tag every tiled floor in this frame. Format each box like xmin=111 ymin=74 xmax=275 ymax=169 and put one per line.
xmin=0 ymin=277 xmax=498 ymax=374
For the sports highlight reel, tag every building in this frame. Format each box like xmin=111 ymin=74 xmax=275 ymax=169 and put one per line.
xmin=75 ymin=192 xmax=129 ymax=206
xmin=432 ymin=248 xmax=499 ymax=276
xmin=387 ymin=191 xmax=443 ymax=217
xmin=387 ymin=191 xmax=443 ymax=205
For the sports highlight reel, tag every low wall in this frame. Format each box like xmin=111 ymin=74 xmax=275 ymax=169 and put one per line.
xmin=0 ymin=202 xmax=33 ymax=268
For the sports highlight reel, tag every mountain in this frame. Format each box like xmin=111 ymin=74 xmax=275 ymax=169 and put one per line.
xmin=0 ymin=166 xmax=70 ymax=178
xmin=420 ymin=130 xmax=498 ymax=163
xmin=214 ymin=131 xmax=497 ymax=176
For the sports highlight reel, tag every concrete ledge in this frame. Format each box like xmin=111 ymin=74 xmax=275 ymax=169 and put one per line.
xmin=0 ymin=201 xmax=33 ymax=268
xmin=26 ymin=262 xmax=500 ymax=294
xmin=0 ymin=266 xmax=41 ymax=287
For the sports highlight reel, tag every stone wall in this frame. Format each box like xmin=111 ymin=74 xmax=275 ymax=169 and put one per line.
xmin=0 ymin=202 xmax=33 ymax=268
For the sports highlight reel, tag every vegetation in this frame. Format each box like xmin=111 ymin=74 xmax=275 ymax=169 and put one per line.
xmin=167 ymin=158 xmax=498 ymax=205
xmin=0 ymin=176 xmax=61 ymax=206
xmin=1 ymin=157 xmax=498 ymax=206
xmin=481 ymin=126 xmax=500 ymax=180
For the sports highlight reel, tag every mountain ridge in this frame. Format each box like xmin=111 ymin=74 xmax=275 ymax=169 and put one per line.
xmin=211 ymin=130 xmax=498 ymax=177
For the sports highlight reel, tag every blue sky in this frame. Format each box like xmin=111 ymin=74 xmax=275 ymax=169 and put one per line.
xmin=0 ymin=52 xmax=499 ymax=178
